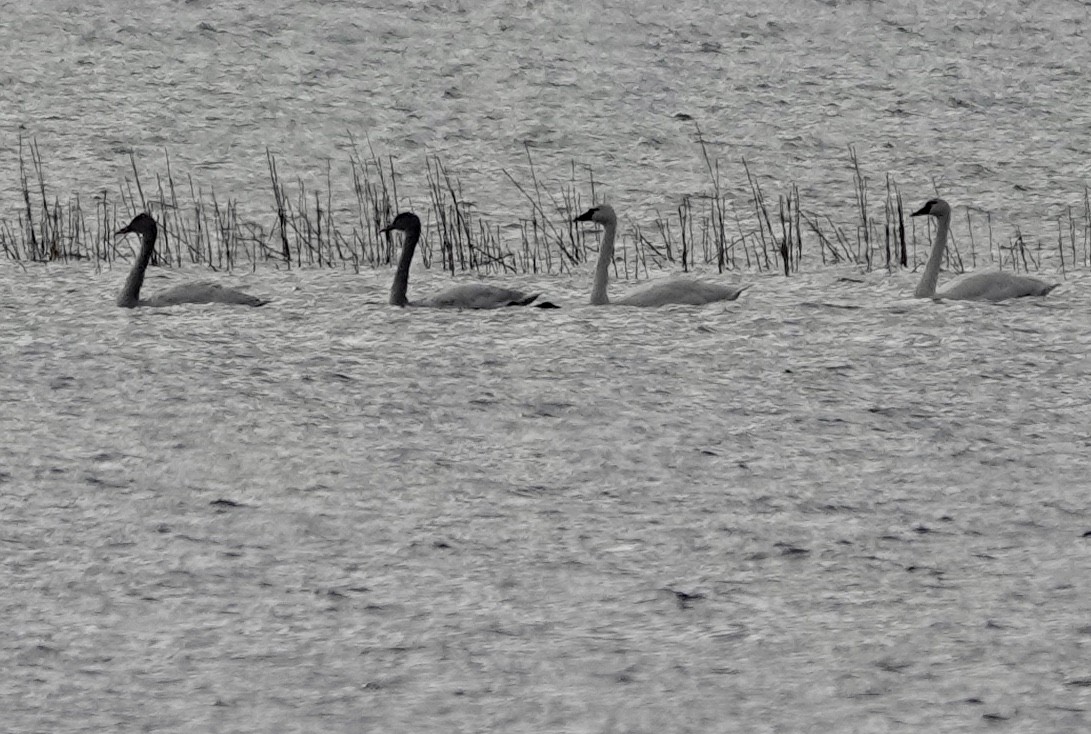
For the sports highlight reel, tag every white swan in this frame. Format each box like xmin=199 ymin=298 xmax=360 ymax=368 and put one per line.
xmin=574 ymin=204 xmax=749 ymax=306
xmin=912 ymin=198 xmax=1058 ymax=301
xmin=115 ymin=213 xmax=267 ymax=308
xmin=381 ymin=211 xmax=552 ymax=308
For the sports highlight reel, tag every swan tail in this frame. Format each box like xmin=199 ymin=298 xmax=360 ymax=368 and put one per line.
xmin=728 ymin=284 xmax=752 ymax=301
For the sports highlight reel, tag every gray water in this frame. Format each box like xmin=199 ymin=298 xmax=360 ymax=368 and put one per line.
xmin=3 ymin=1 xmax=1091 ymax=732
xmin=3 ymin=0 xmax=1091 ymax=229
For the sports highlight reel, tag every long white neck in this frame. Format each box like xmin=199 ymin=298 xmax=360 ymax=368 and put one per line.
xmin=590 ymin=218 xmax=616 ymax=305
xmin=915 ymin=209 xmax=949 ymax=299
xmin=117 ymin=229 xmax=156 ymax=307
xmin=390 ymin=225 xmax=419 ymax=306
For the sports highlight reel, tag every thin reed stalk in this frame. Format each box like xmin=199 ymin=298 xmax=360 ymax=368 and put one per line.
xmin=3 ymin=140 xmax=1089 ymax=283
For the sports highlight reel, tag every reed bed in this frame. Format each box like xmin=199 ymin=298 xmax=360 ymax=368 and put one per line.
xmin=4 ymin=134 xmax=1090 ymax=280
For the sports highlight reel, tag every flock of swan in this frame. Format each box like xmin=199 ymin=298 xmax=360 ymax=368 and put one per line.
xmin=112 ymin=198 xmax=1059 ymax=310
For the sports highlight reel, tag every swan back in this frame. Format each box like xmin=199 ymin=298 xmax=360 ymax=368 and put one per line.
xmin=418 ymin=284 xmax=540 ymax=309
xmin=144 ymin=282 xmax=268 ymax=307
xmin=615 ymin=280 xmax=749 ymax=307
xmin=941 ymin=273 xmax=1059 ymax=301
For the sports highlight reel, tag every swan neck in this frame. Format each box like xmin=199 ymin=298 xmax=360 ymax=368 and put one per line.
xmin=915 ymin=210 xmax=949 ymax=298
xmin=117 ymin=228 xmax=156 ymax=307
xmin=390 ymin=226 xmax=419 ymax=307
xmin=590 ymin=219 xmax=616 ymax=305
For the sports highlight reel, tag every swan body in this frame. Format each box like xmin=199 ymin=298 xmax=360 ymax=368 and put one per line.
xmin=138 ymin=282 xmax=268 ymax=307
xmin=607 ymin=279 xmax=750 ymax=306
xmin=574 ymin=204 xmax=749 ymax=306
xmin=912 ymin=199 xmax=1058 ymax=301
xmin=115 ymin=213 xmax=267 ymax=308
xmin=412 ymin=283 xmax=540 ymax=309
xmin=380 ymin=212 xmax=549 ymax=309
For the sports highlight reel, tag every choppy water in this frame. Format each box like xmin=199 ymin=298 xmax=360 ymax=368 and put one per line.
xmin=3 ymin=261 xmax=1090 ymax=732
xmin=3 ymin=1 xmax=1091 ymax=731
xmin=2 ymin=0 xmax=1091 ymax=234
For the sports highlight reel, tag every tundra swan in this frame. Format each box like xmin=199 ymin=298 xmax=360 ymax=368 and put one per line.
xmin=381 ymin=211 xmax=551 ymax=308
xmin=912 ymin=199 xmax=1058 ymax=301
xmin=115 ymin=213 xmax=267 ymax=308
xmin=574 ymin=204 xmax=749 ymax=306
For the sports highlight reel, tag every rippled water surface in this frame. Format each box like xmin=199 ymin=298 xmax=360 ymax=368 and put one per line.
xmin=3 ymin=261 xmax=1090 ymax=732
xmin=2 ymin=0 xmax=1091 ymax=232
xmin=3 ymin=0 xmax=1091 ymax=731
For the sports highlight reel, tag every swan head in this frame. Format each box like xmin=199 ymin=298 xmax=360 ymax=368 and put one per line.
xmin=116 ymin=212 xmax=157 ymax=239
xmin=911 ymin=199 xmax=951 ymax=218
xmin=380 ymin=211 xmax=421 ymax=234
xmin=574 ymin=203 xmax=617 ymax=226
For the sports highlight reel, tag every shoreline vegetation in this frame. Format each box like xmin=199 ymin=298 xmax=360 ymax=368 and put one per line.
xmin=3 ymin=133 xmax=1089 ymax=281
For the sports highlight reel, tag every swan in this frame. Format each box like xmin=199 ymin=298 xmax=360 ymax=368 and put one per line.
xmin=574 ymin=204 xmax=749 ymax=306
xmin=114 ymin=213 xmax=267 ymax=308
xmin=380 ymin=211 xmax=553 ymax=308
xmin=912 ymin=198 xmax=1058 ymax=301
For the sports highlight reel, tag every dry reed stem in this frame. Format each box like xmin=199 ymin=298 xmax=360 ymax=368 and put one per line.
xmin=3 ymin=138 xmax=1088 ymax=282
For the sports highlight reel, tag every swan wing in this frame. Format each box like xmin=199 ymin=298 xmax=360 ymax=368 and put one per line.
xmin=615 ymin=279 xmax=749 ymax=307
xmin=941 ymin=273 xmax=1058 ymax=301
xmin=144 ymin=282 xmax=267 ymax=307
xmin=419 ymin=284 xmax=539 ymax=309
